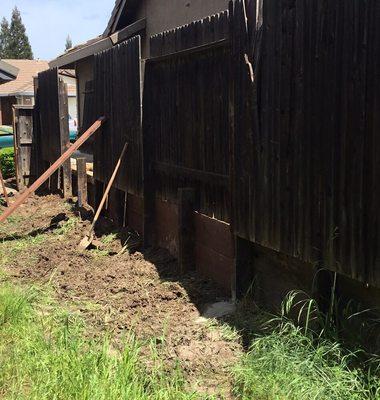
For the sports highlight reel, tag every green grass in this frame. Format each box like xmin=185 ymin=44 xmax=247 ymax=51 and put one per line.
xmin=54 ymin=217 xmax=80 ymax=236
xmin=233 ymin=322 xmax=379 ymax=400
xmin=232 ymin=292 xmax=380 ymax=400
xmin=0 ymin=283 xmax=203 ymax=400
xmin=101 ymin=233 xmax=118 ymax=245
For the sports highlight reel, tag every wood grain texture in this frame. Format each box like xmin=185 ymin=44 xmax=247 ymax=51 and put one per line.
xmin=143 ymin=11 xmax=231 ymax=223
xmin=93 ymin=36 xmax=142 ymax=195
xmin=232 ymin=0 xmax=380 ymax=287
xmin=77 ymin=158 xmax=88 ymax=207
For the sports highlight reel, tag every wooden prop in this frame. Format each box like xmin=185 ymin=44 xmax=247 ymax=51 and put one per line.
xmin=0 ymin=117 xmax=105 ymax=224
xmin=0 ymin=167 xmax=9 ymax=207
xmin=77 ymin=157 xmax=88 ymax=207
xmin=78 ymin=142 xmax=129 ymax=250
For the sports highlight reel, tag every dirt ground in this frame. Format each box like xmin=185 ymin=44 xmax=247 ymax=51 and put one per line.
xmin=0 ymin=194 xmax=243 ymax=398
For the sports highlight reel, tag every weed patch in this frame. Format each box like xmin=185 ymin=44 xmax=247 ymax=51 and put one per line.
xmin=233 ymin=323 xmax=379 ymax=399
xmin=232 ymin=292 xmax=380 ymax=400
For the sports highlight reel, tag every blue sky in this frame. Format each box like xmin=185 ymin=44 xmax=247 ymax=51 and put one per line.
xmin=1 ymin=0 xmax=114 ymax=61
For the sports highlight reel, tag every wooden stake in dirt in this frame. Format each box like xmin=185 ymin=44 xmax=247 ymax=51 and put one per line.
xmin=77 ymin=158 xmax=88 ymax=207
xmin=78 ymin=142 xmax=129 ymax=250
xmin=0 ymin=117 xmax=105 ymax=224
xmin=0 ymin=167 xmax=9 ymax=207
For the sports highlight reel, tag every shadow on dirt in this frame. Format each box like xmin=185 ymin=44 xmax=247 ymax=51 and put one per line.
xmin=90 ymin=213 xmax=232 ymax=316
xmin=0 ymin=213 xmax=69 ymax=242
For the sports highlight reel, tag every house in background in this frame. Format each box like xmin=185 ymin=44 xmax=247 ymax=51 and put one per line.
xmin=0 ymin=60 xmax=19 ymax=84
xmin=0 ymin=59 xmax=48 ymax=125
xmin=49 ymin=0 xmax=230 ymax=135
xmin=59 ymin=69 xmax=78 ymax=122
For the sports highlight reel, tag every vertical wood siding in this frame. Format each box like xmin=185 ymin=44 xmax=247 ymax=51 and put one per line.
xmin=36 ymin=68 xmax=62 ymax=163
xmin=33 ymin=1 xmax=380 ymax=288
xmin=233 ymin=0 xmax=380 ymax=286
xmin=93 ymin=36 xmax=142 ymax=195
xmin=143 ymin=11 xmax=231 ymax=222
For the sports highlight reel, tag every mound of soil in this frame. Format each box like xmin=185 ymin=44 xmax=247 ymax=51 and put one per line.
xmin=0 ymin=195 xmax=242 ymax=398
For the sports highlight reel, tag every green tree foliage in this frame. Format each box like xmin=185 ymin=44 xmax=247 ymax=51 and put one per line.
xmin=0 ymin=18 xmax=11 ymax=58
xmin=0 ymin=7 xmax=33 ymax=60
xmin=65 ymin=35 xmax=73 ymax=51
xmin=0 ymin=148 xmax=15 ymax=179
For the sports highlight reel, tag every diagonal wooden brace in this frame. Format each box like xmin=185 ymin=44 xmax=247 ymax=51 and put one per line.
xmin=0 ymin=117 xmax=106 ymax=224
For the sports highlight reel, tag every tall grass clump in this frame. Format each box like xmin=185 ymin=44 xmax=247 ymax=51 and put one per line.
xmin=233 ymin=291 xmax=380 ymax=400
xmin=0 ymin=284 xmax=201 ymax=400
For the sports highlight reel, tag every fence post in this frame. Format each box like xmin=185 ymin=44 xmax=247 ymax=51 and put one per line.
xmin=13 ymin=107 xmax=25 ymax=192
xmin=58 ymin=79 xmax=72 ymax=198
xmin=77 ymin=157 xmax=87 ymax=207
xmin=33 ymin=76 xmax=43 ymax=181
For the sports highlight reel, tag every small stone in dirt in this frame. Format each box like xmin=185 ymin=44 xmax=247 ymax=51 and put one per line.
xmin=202 ymin=301 xmax=236 ymax=319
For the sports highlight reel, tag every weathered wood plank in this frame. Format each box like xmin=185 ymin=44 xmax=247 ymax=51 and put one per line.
xmin=93 ymin=36 xmax=142 ymax=196
xmin=143 ymin=11 xmax=231 ymax=223
xmin=231 ymin=0 xmax=380 ymax=287
xmin=58 ymin=79 xmax=72 ymax=198
xmin=77 ymin=158 xmax=88 ymax=207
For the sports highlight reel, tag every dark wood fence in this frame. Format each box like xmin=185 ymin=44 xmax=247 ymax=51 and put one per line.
xmin=36 ymin=68 xmax=69 ymax=163
xmin=233 ymin=0 xmax=380 ymax=286
xmin=13 ymin=105 xmax=37 ymax=191
xmin=143 ymin=11 xmax=231 ymax=224
xmin=82 ymin=80 xmax=95 ymax=135
xmin=35 ymin=68 xmax=71 ymax=194
xmin=93 ymin=36 xmax=142 ymax=195
xmin=32 ymin=0 xmax=380 ymax=289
